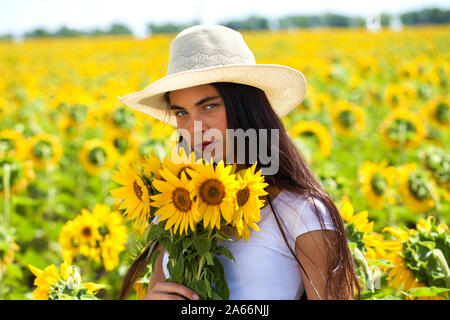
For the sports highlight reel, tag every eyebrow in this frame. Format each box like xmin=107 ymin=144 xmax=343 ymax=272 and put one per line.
xmin=169 ymin=96 xmax=221 ymax=111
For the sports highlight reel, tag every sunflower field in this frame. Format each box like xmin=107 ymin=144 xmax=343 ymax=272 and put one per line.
xmin=0 ymin=25 xmax=449 ymax=300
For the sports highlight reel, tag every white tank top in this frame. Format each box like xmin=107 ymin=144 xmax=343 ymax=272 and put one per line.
xmin=161 ymin=189 xmax=336 ymax=299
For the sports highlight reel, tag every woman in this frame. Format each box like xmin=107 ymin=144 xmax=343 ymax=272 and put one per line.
xmin=117 ymin=24 xmax=360 ymax=300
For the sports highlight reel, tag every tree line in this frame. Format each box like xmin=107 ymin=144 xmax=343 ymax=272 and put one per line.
xmin=1 ymin=7 xmax=448 ymax=39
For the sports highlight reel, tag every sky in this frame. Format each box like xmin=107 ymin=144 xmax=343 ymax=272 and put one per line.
xmin=0 ymin=0 xmax=449 ymax=37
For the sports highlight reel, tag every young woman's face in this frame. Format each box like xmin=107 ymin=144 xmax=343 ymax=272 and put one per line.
xmin=168 ymin=84 xmax=228 ymax=162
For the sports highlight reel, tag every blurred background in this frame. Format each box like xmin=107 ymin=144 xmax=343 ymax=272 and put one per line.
xmin=0 ymin=0 xmax=449 ymax=300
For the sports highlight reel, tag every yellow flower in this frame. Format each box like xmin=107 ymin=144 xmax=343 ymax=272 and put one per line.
xmin=28 ymin=264 xmax=60 ymax=300
xmin=186 ymin=160 xmax=238 ymax=230
xmin=92 ymin=203 xmax=127 ymax=271
xmin=110 ymin=162 xmax=151 ymax=235
xmin=151 ymin=167 xmax=200 ymax=235
xmin=161 ymin=147 xmax=203 ymax=181
xmin=0 ymin=129 xmax=27 ymax=159
xmin=339 ymin=197 xmax=373 ymax=233
xmin=231 ymin=163 xmax=268 ymax=241
xmin=420 ymin=96 xmax=450 ymax=131
xmin=142 ymin=150 xmax=163 ymax=180
xmin=383 ymin=83 xmax=417 ymax=108
xmin=396 ymin=163 xmax=439 ymax=214
xmin=291 ymin=120 xmax=332 ymax=158
xmin=330 ymin=100 xmax=366 ymax=137
xmin=379 ymin=107 xmax=426 ymax=149
xmin=358 ymin=159 xmax=397 ymax=209
xmin=79 ymin=139 xmax=118 ymax=176
xmin=27 ymin=132 xmax=63 ymax=169
xmin=28 ymin=262 xmax=105 ymax=300
xmin=71 ymin=209 xmax=102 ymax=262
xmin=108 ymin=128 xmax=138 ymax=166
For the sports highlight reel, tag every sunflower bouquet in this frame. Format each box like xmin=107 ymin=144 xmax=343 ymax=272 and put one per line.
xmin=110 ymin=148 xmax=268 ymax=300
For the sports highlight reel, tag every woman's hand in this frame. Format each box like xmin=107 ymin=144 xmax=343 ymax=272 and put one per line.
xmin=144 ymin=281 xmax=200 ymax=300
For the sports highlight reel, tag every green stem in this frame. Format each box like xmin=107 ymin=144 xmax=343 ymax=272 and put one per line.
xmin=196 ymin=256 xmax=205 ymax=280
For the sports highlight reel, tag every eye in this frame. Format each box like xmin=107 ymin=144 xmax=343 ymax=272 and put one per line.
xmin=205 ymin=103 xmax=218 ymax=110
xmin=174 ymin=110 xmax=187 ymax=117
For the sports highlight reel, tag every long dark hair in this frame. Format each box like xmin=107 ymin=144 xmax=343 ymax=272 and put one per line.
xmin=119 ymin=82 xmax=361 ymax=300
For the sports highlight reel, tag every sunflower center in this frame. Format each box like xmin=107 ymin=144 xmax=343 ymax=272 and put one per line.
xmin=33 ymin=140 xmax=54 ymax=160
xmin=391 ymin=94 xmax=400 ymax=106
xmin=69 ymin=104 xmax=87 ymax=122
xmin=435 ymin=102 xmax=449 ymax=124
xmin=387 ymin=119 xmax=417 ymax=144
xmin=0 ymin=138 xmax=15 ymax=154
xmin=88 ymin=147 xmax=107 ymax=165
xmin=172 ymin=187 xmax=192 ymax=212
xmin=113 ymin=107 xmax=135 ymax=129
xmin=408 ymin=172 xmax=430 ymax=200
xmin=371 ymin=172 xmax=387 ymax=196
xmin=82 ymin=226 xmax=92 ymax=237
xmin=237 ymin=187 xmax=250 ymax=207
xmin=200 ymin=179 xmax=225 ymax=205
xmin=113 ymin=138 xmax=129 ymax=154
xmin=338 ymin=110 xmax=356 ymax=128
xmin=133 ymin=180 xmax=143 ymax=201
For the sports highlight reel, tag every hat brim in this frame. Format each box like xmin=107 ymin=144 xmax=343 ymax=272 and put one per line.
xmin=117 ymin=63 xmax=307 ymax=127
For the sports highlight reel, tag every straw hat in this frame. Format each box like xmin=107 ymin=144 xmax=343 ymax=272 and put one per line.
xmin=117 ymin=24 xmax=307 ymax=127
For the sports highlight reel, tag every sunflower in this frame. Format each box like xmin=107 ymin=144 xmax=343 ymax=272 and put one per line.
xmin=0 ymin=129 xmax=27 ymax=159
xmin=0 ymin=157 xmax=35 ymax=195
xmin=379 ymin=107 xmax=427 ymax=149
xmin=330 ymin=100 xmax=366 ymax=137
xmin=420 ymin=96 xmax=450 ymax=131
xmin=108 ymin=128 xmax=138 ymax=166
xmin=27 ymin=132 xmax=63 ymax=169
xmin=110 ymin=162 xmax=151 ymax=235
xmin=58 ymin=220 xmax=80 ymax=265
xmin=382 ymin=217 xmax=449 ymax=299
xmin=142 ymin=150 xmax=163 ymax=180
xmin=79 ymin=139 xmax=118 ymax=176
xmin=291 ymin=120 xmax=332 ymax=158
xmin=358 ymin=159 xmax=397 ymax=209
xmin=28 ymin=262 xmax=105 ymax=300
xmin=28 ymin=263 xmax=60 ymax=300
xmin=91 ymin=203 xmax=127 ymax=271
xmin=71 ymin=209 xmax=102 ymax=262
xmin=231 ymin=163 xmax=268 ymax=241
xmin=383 ymin=83 xmax=418 ymax=109
xmin=396 ymin=163 xmax=439 ymax=214
xmin=151 ymin=167 xmax=200 ymax=235
xmin=186 ymin=160 xmax=238 ymax=230
xmin=162 ymin=147 xmax=203 ymax=181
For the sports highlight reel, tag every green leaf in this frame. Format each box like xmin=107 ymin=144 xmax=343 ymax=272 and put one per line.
xmin=193 ymin=235 xmax=210 ymax=257
xmin=190 ymin=279 xmax=207 ymax=300
xmin=182 ymin=237 xmax=193 ymax=250
xmin=215 ymin=231 xmax=232 ymax=241
xmin=406 ymin=286 xmax=450 ymax=297
xmin=147 ymin=223 xmax=164 ymax=242
xmin=205 ymin=252 xmax=214 ymax=266
xmin=150 ymin=250 xmax=162 ymax=273
xmin=171 ymin=255 xmax=185 ymax=283
xmin=215 ymin=246 xmax=235 ymax=263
